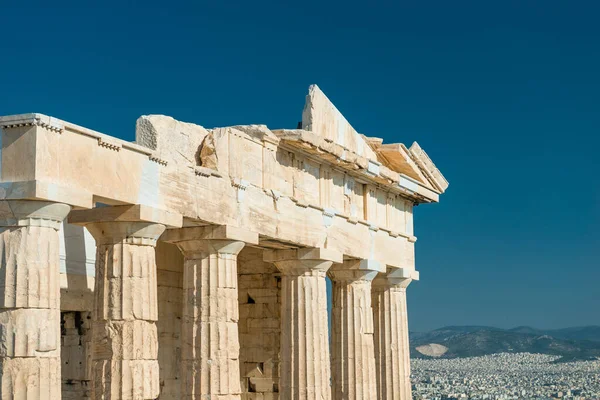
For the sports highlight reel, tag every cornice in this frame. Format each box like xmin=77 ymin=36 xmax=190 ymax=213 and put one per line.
xmin=97 ymin=137 xmax=121 ymax=151
xmin=149 ymin=154 xmax=168 ymax=166
xmin=274 ymin=129 xmax=440 ymax=203
xmin=0 ymin=113 xmax=64 ymax=133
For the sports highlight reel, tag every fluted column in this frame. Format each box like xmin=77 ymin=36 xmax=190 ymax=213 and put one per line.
xmin=372 ymin=268 xmax=416 ymax=400
xmin=264 ymin=248 xmax=342 ymax=400
xmin=329 ymin=259 xmax=383 ymax=400
xmin=69 ymin=205 xmax=181 ymax=400
xmin=162 ymin=225 xmax=258 ymax=400
xmin=0 ymin=200 xmax=71 ymax=399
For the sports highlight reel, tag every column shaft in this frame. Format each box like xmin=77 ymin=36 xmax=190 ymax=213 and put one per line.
xmin=372 ymin=278 xmax=412 ymax=400
xmin=163 ymin=226 xmax=257 ymax=400
xmin=265 ymin=248 xmax=341 ymax=400
xmin=86 ymin=222 xmax=165 ymax=400
xmin=281 ymin=269 xmax=331 ymax=400
xmin=0 ymin=200 xmax=70 ymax=400
xmin=179 ymin=240 xmax=244 ymax=400
xmin=330 ymin=269 xmax=378 ymax=400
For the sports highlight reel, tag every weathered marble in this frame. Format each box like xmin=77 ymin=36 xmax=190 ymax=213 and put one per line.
xmin=265 ymin=248 xmax=342 ymax=400
xmin=0 ymin=85 xmax=447 ymax=400
xmin=330 ymin=260 xmax=383 ymax=400
xmin=372 ymin=269 xmax=416 ymax=400
xmin=69 ymin=206 xmax=179 ymax=400
xmin=61 ymin=311 xmax=92 ymax=399
xmin=237 ymin=247 xmax=281 ymax=399
xmin=0 ymin=200 xmax=71 ymax=399
xmin=162 ymin=226 xmax=258 ymax=399
xmin=154 ymin=241 xmax=184 ymax=399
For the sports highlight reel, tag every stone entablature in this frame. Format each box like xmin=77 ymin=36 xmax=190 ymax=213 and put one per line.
xmin=0 ymin=88 xmax=444 ymax=271
xmin=0 ymin=85 xmax=447 ymax=400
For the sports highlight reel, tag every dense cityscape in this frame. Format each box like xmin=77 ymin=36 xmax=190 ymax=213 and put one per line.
xmin=411 ymin=353 xmax=600 ymax=400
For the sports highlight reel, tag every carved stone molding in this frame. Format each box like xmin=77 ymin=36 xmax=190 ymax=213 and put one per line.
xmin=97 ymin=137 xmax=122 ymax=151
xmin=0 ymin=113 xmax=64 ymax=133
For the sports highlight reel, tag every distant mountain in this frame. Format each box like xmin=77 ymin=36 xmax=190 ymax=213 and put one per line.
xmin=410 ymin=325 xmax=600 ymax=362
xmin=435 ymin=325 xmax=505 ymax=333
xmin=508 ymin=325 xmax=600 ymax=342
xmin=508 ymin=326 xmax=542 ymax=335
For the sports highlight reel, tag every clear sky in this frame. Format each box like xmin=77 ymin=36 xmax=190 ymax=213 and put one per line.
xmin=1 ymin=1 xmax=598 ymax=331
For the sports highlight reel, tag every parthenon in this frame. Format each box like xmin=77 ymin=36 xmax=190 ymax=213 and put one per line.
xmin=0 ymin=85 xmax=447 ymax=399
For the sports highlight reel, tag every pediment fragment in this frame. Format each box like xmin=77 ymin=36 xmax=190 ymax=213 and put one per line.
xmin=409 ymin=142 xmax=449 ymax=193
xmin=370 ymin=142 xmax=431 ymax=187
xmin=300 ymin=85 xmax=448 ymax=194
xmin=302 ymin=85 xmax=379 ymax=161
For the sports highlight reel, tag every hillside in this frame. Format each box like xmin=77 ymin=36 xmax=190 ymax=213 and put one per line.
xmin=509 ymin=326 xmax=600 ymax=342
xmin=410 ymin=325 xmax=600 ymax=362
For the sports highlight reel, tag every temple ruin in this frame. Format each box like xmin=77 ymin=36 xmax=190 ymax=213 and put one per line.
xmin=0 ymin=85 xmax=448 ymax=399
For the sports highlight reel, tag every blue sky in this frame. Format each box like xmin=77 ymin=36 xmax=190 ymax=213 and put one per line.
xmin=1 ymin=1 xmax=598 ymax=331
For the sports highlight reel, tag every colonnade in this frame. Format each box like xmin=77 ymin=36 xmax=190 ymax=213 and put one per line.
xmin=0 ymin=201 xmax=414 ymax=400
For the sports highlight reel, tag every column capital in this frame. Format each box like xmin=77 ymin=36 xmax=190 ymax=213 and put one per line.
xmin=264 ymin=247 xmax=343 ymax=275
xmin=372 ymin=267 xmax=420 ymax=289
xmin=162 ymin=225 xmax=258 ymax=256
xmin=329 ymin=258 xmax=385 ymax=282
xmin=69 ymin=204 xmax=181 ymax=246
xmin=0 ymin=200 xmax=71 ymax=230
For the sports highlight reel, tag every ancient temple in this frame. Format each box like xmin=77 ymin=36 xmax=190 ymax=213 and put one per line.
xmin=0 ymin=85 xmax=448 ymax=400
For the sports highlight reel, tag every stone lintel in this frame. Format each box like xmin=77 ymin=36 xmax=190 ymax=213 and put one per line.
xmin=263 ymin=247 xmax=343 ymax=264
xmin=161 ymin=224 xmax=259 ymax=245
xmin=388 ymin=267 xmax=419 ymax=280
xmin=329 ymin=259 xmax=385 ymax=282
xmin=0 ymin=110 xmax=431 ymax=267
xmin=333 ymin=258 xmax=385 ymax=273
xmin=0 ymin=180 xmax=92 ymax=209
xmin=69 ymin=204 xmax=182 ymax=228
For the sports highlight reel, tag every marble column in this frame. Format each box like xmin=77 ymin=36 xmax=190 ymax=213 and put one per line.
xmin=329 ymin=259 xmax=383 ymax=400
xmin=371 ymin=268 xmax=415 ymax=400
xmin=0 ymin=200 xmax=71 ymax=399
xmin=69 ymin=205 xmax=181 ymax=400
xmin=264 ymin=248 xmax=342 ymax=400
xmin=162 ymin=225 xmax=258 ymax=400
